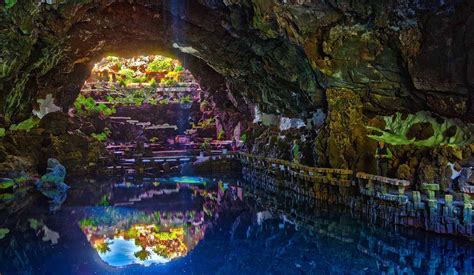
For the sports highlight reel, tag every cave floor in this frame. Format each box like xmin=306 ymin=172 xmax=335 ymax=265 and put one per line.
xmin=0 ymin=174 xmax=472 ymax=274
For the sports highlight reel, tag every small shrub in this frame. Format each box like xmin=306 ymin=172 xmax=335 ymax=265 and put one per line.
xmin=217 ymin=129 xmax=225 ymax=140
xmin=146 ymin=56 xmax=174 ymax=72
xmin=74 ymin=95 xmax=116 ymax=116
xmin=10 ymin=117 xmax=39 ymax=132
xmin=180 ymin=95 xmax=192 ymax=104
xmin=159 ymin=98 xmax=169 ymax=105
xmin=91 ymin=132 xmax=108 ymax=142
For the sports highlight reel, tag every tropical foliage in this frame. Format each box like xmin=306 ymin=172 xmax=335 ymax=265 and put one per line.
xmin=74 ymin=95 xmax=116 ymax=116
xmin=146 ymin=56 xmax=174 ymax=72
xmin=367 ymin=111 xmax=474 ymax=147
xmin=10 ymin=117 xmax=39 ymax=132
xmin=91 ymin=128 xmax=110 ymax=142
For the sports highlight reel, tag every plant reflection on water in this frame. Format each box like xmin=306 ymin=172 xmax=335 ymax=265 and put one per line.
xmin=79 ymin=178 xmax=227 ymax=267
xmin=0 ymin=175 xmax=472 ymax=274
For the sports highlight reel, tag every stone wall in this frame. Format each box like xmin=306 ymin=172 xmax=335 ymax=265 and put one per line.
xmin=1 ymin=0 xmax=473 ymax=124
xmin=240 ymin=153 xmax=473 ymax=239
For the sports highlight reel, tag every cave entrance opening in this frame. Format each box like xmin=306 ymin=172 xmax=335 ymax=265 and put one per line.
xmin=72 ymin=55 xmax=228 ymax=171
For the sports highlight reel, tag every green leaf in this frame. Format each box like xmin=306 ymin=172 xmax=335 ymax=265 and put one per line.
xmin=0 ymin=178 xmax=15 ymax=189
xmin=0 ymin=193 xmax=14 ymax=202
xmin=10 ymin=117 xmax=39 ymax=132
xmin=0 ymin=228 xmax=9 ymax=239
xmin=28 ymin=218 xmax=43 ymax=230
xmin=4 ymin=0 xmax=17 ymax=9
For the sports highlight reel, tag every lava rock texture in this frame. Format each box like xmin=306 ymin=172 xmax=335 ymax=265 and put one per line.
xmin=1 ymin=0 xmax=473 ymax=122
xmin=0 ymin=0 xmax=473 ymax=180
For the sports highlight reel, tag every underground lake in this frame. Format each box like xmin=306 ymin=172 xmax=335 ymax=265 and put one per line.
xmin=1 ymin=0 xmax=474 ymax=274
xmin=1 ymin=175 xmax=473 ymax=274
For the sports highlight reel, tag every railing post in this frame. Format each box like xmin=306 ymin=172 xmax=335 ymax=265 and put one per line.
xmin=367 ymin=179 xmax=375 ymax=196
xmin=443 ymin=194 xmax=453 ymax=218
xmin=412 ymin=191 xmax=422 ymax=209
xmin=463 ymin=194 xmax=472 ymax=226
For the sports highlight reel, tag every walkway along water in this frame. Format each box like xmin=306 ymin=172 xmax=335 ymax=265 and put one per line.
xmin=99 ymin=151 xmax=473 ymax=238
xmin=232 ymin=152 xmax=472 ymax=239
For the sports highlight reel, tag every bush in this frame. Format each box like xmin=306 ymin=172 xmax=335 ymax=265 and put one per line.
xmin=10 ymin=117 xmax=39 ymax=132
xmin=74 ymin=95 xmax=116 ymax=116
xmin=146 ymin=56 xmax=174 ymax=72
xmin=180 ymin=95 xmax=192 ymax=104
xmin=217 ymin=129 xmax=225 ymax=140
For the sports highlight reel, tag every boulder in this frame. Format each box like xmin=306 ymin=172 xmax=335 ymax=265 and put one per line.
xmin=39 ymin=112 xmax=71 ymax=136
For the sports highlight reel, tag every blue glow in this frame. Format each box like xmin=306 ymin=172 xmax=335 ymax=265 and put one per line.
xmin=169 ymin=176 xmax=206 ymax=184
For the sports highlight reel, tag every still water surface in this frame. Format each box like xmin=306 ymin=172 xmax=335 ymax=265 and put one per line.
xmin=0 ymin=175 xmax=472 ymax=274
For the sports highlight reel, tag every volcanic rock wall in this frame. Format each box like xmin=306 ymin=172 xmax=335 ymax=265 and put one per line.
xmin=0 ymin=0 xmax=473 ymax=179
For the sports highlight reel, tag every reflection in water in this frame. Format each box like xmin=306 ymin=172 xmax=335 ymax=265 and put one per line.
xmin=80 ymin=209 xmax=208 ymax=267
xmin=168 ymin=176 xmax=207 ymax=185
xmin=0 ymin=175 xmax=472 ymax=274
xmin=79 ymin=179 xmax=220 ymax=267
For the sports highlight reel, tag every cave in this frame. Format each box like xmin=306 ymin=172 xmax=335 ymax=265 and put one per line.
xmin=0 ymin=0 xmax=473 ymax=273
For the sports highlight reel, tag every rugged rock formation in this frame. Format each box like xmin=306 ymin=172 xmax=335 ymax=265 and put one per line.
xmin=0 ymin=0 xmax=473 ymax=185
xmin=1 ymin=0 xmax=473 ymax=123
xmin=0 ymin=112 xmax=107 ymax=177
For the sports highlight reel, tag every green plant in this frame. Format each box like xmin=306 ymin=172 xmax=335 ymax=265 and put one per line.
xmin=14 ymin=175 xmax=29 ymax=185
xmin=367 ymin=111 xmax=474 ymax=147
xmin=201 ymin=139 xmax=211 ymax=152
xmin=160 ymin=70 xmax=182 ymax=87
xmin=29 ymin=218 xmax=43 ymax=230
xmin=0 ymin=128 xmax=5 ymax=138
xmin=98 ymin=195 xmax=110 ymax=206
xmin=97 ymin=103 xmax=116 ymax=116
xmin=240 ymin=133 xmax=247 ymax=143
xmin=10 ymin=117 xmax=39 ymax=132
xmin=91 ymin=128 xmax=110 ymax=142
xmin=0 ymin=178 xmax=14 ymax=189
xmin=74 ymin=95 xmax=116 ymax=116
xmin=180 ymin=95 xmax=192 ymax=104
xmin=118 ymin=68 xmax=134 ymax=79
xmin=91 ymin=132 xmax=109 ymax=142
xmin=4 ymin=0 xmax=17 ymax=9
xmin=0 ymin=193 xmax=14 ymax=203
xmin=0 ymin=228 xmax=9 ymax=240
xmin=159 ymin=98 xmax=169 ymax=105
xmin=147 ymin=98 xmax=157 ymax=105
xmin=132 ymin=74 xmax=147 ymax=84
xmin=96 ymin=241 xmax=111 ymax=254
xmin=199 ymin=118 xmax=215 ymax=129
xmin=217 ymin=129 xmax=225 ymax=140
xmin=117 ymin=68 xmax=136 ymax=86
xmin=146 ymin=56 xmax=174 ymax=72
xmin=74 ymin=94 xmax=95 ymax=114
xmin=160 ymin=78 xmax=178 ymax=87
xmin=149 ymin=78 xmax=157 ymax=87
xmin=80 ymin=218 xmax=98 ymax=228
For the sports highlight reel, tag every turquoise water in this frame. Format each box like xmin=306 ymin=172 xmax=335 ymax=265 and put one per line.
xmin=0 ymin=175 xmax=472 ymax=274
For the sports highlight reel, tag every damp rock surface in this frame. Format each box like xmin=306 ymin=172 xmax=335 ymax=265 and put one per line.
xmin=0 ymin=0 xmax=473 ymax=123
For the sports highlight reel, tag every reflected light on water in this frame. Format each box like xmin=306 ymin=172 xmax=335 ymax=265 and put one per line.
xmin=82 ymin=217 xmax=208 ymax=267
xmin=79 ymin=179 xmax=217 ymax=268
xmin=98 ymin=237 xmax=170 ymax=267
xmin=168 ymin=176 xmax=206 ymax=185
